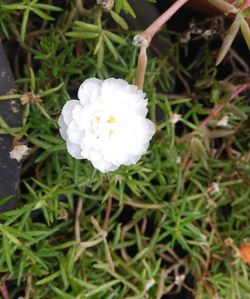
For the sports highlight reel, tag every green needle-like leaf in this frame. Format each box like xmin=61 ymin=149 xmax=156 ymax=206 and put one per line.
xmin=216 ymin=15 xmax=241 ymax=65
xmin=240 ymin=17 xmax=250 ymax=50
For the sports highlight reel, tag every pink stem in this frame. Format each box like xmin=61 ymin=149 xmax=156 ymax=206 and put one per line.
xmin=0 ymin=284 xmax=10 ymax=299
xmin=134 ymin=0 xmax=190 ymax=89
xmin=241 ymin=0 xmax=250 ymax=10
xmin=200 ymin=84 xmax=248 ymax=128
xmin=228 ymin=84 xmax=248 ymax=100
xmin=142 ymin=0 xmax=190 ymax=43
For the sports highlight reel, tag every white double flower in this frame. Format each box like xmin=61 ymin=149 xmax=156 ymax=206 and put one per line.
xmin=58 ymin=78 xmax=155 ymax=173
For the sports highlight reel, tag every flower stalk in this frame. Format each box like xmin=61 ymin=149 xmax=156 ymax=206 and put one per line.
xmin=75 ymin=198 xmax=83 ymax=243
xmin=140 ymin=0 xmax=190 ymax=44
xmin=134 ymin=0 xmax=190 ymax=89
xmin=0 ymin=283 xmax=9 ymax=299
xmin=134 ymin=37 xmax=148 ymax=90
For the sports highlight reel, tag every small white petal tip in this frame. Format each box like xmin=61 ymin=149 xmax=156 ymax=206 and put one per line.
xmin=170 ymin=113 xmax=182 ymax=124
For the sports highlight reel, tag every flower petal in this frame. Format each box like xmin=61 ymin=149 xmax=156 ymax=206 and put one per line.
xmin=67 ymin=121 xmax=84 ymax=145
xmin=62 ymin=100 xmax=81 ymax=126
xmin=123 ymin=154 xmax=141 ymax=166
xmin=66 ymin=139 xmax=82 ymax=159
xmin=91 ymin=158 xmax=118 ymax=173
xmin=58 ymin=115 xmax=68 ymax=140
xmin=78 ymin=78 xmax=102 ymax=105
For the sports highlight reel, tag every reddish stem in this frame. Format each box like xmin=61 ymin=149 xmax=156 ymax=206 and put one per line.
xmin=134 ymin=0 xmax=190 ymax=89
xmin=241 ymin=0 xmax=250 ymax=10
xmin=0 ymin=284 xmax=10 ymax=299
xmin=200 ymin=84 xmax=248 ymax=128
xmin=141 ymin=0 xmax=190 ymax=43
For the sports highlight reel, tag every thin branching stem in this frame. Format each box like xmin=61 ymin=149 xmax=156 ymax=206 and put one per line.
xmin=141 ymin=0 xmax=190 ymax=44
xmin=103 ymin=197 xmax=112 ymax=231
xmin=0 ymin=283 xmax=9 ymax=299
xmin=200 ymin=84 xmax=248 ymax=128
xmin=241 ymin=0 xmax=250 ymax=10
xmin=75 ymin=198 xmax=83 ymax=243
xmin=75 ymin=0 xmax=92 ymax=15
xmin=24 ymin=275 xmax=33 ymax=299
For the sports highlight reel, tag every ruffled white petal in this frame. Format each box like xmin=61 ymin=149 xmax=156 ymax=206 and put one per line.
xmin=66 ymin=140 xmax=82 ymax=159
xmin=91 ymin=158 xmax=118 ymax=173
xmin=78 ymin=78 xmax=102 ymax=105
xmin=62 ymin=100 xmax=80 ymax=126
xmin=67 ymin=121 xmax=84 ymax=145
xmin=58 ymin=115 xmax=68 ymax=140
xmin=58 ymin=78 xmax=155 ymax=173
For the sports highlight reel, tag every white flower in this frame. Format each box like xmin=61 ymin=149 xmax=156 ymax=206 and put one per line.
xmin=176 ymin=156 xmax=181 ymax=164
xmin=144 ymin=278 xmax=155 ymax=291
xmin=210 ymin=182 xmax=220 ymax=194
xmin=58 ymin=78 xmax=155 ymax=173
xmin=217 ymin=115 xmax=229 ymax=127
xmin=170 ymin=113 xmax=182 ymax=124
xmin=10 ymin=145 xmax=30 ymax=162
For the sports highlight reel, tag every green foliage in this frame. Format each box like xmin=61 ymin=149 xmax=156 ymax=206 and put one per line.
xmin=1 ymin=0 xmax=62 ymax=41
xmin=0 ymin=0 xmax=249 ymax=299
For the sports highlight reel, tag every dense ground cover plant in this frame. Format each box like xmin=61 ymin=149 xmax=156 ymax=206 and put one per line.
xmin=0 ymin=0 xmax=250 ymax=298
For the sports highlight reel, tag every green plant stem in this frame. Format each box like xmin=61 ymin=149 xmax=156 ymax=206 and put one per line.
xmin=75 ymin=0 xmax=92 ymax=15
